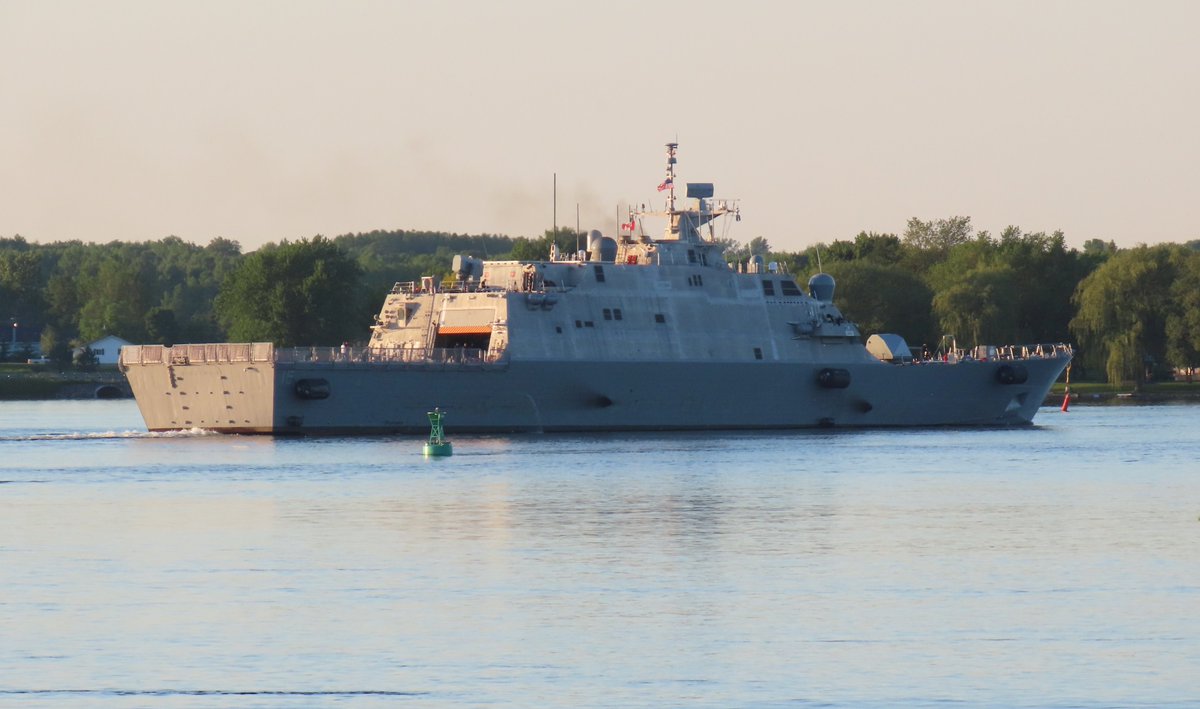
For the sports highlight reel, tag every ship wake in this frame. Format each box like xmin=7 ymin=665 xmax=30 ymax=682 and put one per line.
xmin=1 ymin=427 xmax=225 ymax=442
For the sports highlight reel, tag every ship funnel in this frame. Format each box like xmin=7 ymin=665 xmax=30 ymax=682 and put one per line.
xmin=808 ymin=273 xmax=836 ymax=302
xmin=587 ymin=230 xmax=604 ymax=262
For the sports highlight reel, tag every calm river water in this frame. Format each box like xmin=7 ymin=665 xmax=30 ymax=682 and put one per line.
xmin=1 ymin=400 xmax=1198 ymax=708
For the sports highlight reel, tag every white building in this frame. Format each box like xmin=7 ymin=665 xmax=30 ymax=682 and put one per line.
xmin=75 ymin=335 xmax=133 ymax=365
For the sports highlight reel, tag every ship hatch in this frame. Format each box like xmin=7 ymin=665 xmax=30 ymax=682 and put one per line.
xmin=435 ymin=325 xmax=492 ymax=350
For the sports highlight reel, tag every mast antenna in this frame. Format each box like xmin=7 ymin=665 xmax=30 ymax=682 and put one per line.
xmin=665 ymin=142 xmax=678 ymax=214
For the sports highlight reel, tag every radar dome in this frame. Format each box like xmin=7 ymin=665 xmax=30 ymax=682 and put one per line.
xmin=599 ymin=237 xmax=618 ymax=263
xmin=808 ymin=273 xmax=836 ymax=302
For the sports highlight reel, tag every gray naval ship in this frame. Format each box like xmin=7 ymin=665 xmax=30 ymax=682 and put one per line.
xmin=120 ymin=144 xmax=1072 ymax=434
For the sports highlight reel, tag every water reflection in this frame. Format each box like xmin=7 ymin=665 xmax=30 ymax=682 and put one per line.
xmin=2 ymin=401 xmax=1200 ymax=707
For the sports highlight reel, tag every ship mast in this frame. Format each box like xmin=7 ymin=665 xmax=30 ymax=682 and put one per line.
xmin=664 ymin=142 xmax=677 ymax=215
xmin=621 ymin=142 xmax=740 ymax=247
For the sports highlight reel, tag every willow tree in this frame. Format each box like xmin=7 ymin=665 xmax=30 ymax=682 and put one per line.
xmin=1070 ymin=245 xmax=1182 ymax=387
xmin=923 ymin=235 xmax=1018 ymax=346
xmin=1165 ymin=248 xmax=1200 ymax=378
xmin=931 ymin=265 xmax=1019 ymax=347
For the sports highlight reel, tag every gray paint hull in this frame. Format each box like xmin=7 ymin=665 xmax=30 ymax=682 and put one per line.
xmin=123 ymin=355 xmax=1070 ymax=434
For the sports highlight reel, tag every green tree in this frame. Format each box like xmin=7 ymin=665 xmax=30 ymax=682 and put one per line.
xmin=851 ymin=231 xmax=904 ymax=264
xmin=1070 ymin=244 xmax=1181 ymax=387
xmin=1082 ymin=238 xmax=1118 ymax=256
xmin=747 ymin=236 xmax=771 ymax=257
xmin=1165 ymin=249 xmax=1200 ymax=377
xmin=149 ymin=236 xmax=242 ymax=342
xmin=903 ymin=215 xmax=975 ymax=251
xmin=807 ymin=232 xmax=905 ymax=270
xmin=504 ymin=228 xmax=583 ymax=261
xmin=812 ymin=240 xmax=856 ymax=265
xmin=145 ymin=306 xmax=180 ymax=345
xmin=932 ymin=265 xmax=1019 ymax=346
xmin=215 ymin=236 xmax=365 ymax=346
xmin=902 ymin=216 xmax=976 ymax=274
xmin=922 ymin=227 xmax=1092 ymax=346
xmin=41 ymin=242 xmax=92 ymax=335
xmin=74 ymin=345 xmax=98 ymax=371
xmin=39 ymin=324 xmax=73 ymax=367
xmin=823 ymin=261 xmax=937 ymax=345
xmin=77 ymin=253 xmax=157 ymax=342
xmin=716 ymin=237 xmax=748 ymax=264
xmin=509 ymin=237 xmax=546 ymax=261
xmin=0 ymin=248 xmax=45 ymax=327
xmin=992 ymin=227 xmax=1091 ymax=343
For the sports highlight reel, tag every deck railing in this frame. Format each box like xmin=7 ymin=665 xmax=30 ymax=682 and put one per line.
xmin=391 ymin=279 xmax=500 ymax=295
xmin=120 ymin=343 xmax=504 ymax=367
xmin=122 ymin=341 xmax=1071 ymax=369
xmin=928 ymin=343 xmax=1074 ymax=363
xmin=120 ymin=343 xmax=275 ymax=366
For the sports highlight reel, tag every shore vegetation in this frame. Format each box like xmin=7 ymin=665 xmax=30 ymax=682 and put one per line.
xmin=5 ymin=221 xmax=1200 ymax=387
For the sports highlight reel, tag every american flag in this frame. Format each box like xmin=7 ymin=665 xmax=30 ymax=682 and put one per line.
xmin=657 ymin=178 xmax=673 ymax=192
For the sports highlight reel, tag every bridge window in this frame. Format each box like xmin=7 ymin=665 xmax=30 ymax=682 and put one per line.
xmin=754 ymin=347 xmax=763 ymax=360
xmin=781 ymin=280 xmax=802 ymax=296
xmin=613 ymin=308 xmax=623 ymax=320
xmin=593 ymin=265 xmax=606 ymax=283
xmin=655 ymin=313 xmax=666 ymax=324
xmin=762 ymin=281 xmax=775 ymax=296
xmin=603 ymin=308 xmax=613 ymax=320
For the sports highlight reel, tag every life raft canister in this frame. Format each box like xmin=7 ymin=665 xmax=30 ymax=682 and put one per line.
xmin=817 ymin=368 xmax=852 ymax=389
xmin=294 ymin=378 xmax=331 ymax=399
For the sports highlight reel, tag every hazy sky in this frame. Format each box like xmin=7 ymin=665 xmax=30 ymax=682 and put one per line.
xmin=3 ymin=1 xmax=1197 ymax=252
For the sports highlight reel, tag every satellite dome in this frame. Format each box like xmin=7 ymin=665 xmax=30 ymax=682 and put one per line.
xmin=808 ymin=273 xmax=836 ymax=302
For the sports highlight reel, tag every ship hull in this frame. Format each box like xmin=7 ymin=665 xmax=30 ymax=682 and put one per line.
xmin=123 ymin=354 xmax=1070 ymax=434
xmin=121 ymin=144 xmax=1076 ymax=436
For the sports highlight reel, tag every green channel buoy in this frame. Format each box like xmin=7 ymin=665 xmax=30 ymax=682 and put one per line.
xmin=423 ymin=408 xmax=453 ymax=457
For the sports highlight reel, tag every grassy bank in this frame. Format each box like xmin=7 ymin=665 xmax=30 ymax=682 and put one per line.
xmin=1048 ymin=379 xmax=1200 ymax=404
xmin=0 ymin=364 xmax=131 ymax=400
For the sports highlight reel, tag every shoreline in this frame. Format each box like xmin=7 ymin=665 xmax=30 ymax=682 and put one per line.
xmin=0 ymin=368 xmax=133 ymax=400
xmin=1046 ymin=390 xmax=1200 ymax=406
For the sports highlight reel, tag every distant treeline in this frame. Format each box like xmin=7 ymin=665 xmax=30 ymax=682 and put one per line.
xmin=3 ymin=220 xmax=1200 ymax=385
